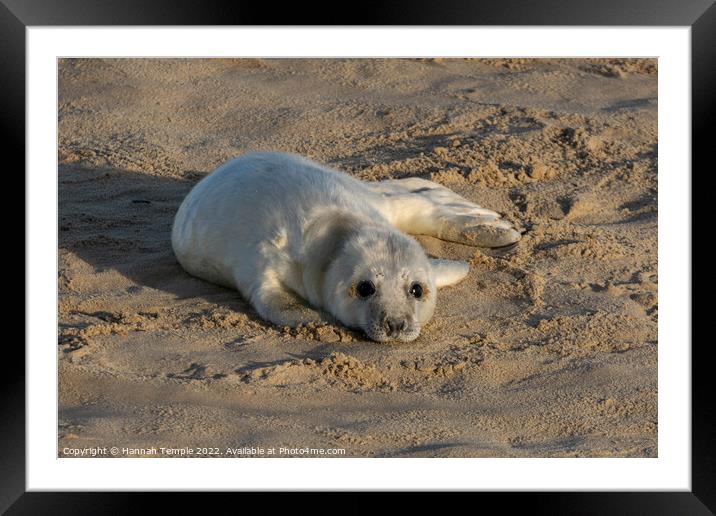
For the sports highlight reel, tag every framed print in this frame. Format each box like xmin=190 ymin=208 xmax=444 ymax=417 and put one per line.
xmin=8 ymin=0 xmax=713 ymax=512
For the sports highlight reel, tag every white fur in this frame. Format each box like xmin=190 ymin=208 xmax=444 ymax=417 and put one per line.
xmin=172 ymin=152 xmax=520 ymax=342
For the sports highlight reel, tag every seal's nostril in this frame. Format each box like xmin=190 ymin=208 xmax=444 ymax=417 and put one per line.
xmin=385 ymin=318 xmax=406 ymax=335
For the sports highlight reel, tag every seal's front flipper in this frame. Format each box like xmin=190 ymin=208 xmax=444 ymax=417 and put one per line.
xmin=250 ymin=276 xmax=324 ymax=328
xmin=436 ymin=214 xmax=522 ymax=248
xmin=371 ymin=177 xmax=521 ymax=248
xmin=429 ymin=259 xmax=470 ymax=288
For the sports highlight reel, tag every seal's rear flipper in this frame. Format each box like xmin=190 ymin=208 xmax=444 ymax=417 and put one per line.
xmin=429 ymin=259 xmax=470 ymax=288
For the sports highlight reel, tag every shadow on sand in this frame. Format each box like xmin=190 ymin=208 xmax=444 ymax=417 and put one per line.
xmin=58 ymin=163 xmax=269 ymax=326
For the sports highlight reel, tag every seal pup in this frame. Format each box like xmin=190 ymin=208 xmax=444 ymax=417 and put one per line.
xmin=172 ymin=152 xmax=520 ymax=342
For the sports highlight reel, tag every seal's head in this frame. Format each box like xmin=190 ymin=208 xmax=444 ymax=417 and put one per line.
xmin=321 ymin=227 xmax=435 ymax=342
xmin=303 ymin=211 xmax=470 ymax=343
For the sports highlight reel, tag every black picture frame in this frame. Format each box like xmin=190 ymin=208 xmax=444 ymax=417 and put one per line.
xmin=6 ymin=0 xmax=712 ymax=513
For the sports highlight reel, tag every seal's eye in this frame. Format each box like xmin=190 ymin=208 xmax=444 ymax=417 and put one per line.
xmin=356 ymin=280 xmax=376 ymax=299
xmin=409 ymin=282 xmax=423 ymax=299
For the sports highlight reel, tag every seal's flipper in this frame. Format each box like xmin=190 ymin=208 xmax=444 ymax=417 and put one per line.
xmin=429 ymin=259 xmax=470 ymax=288
xmin=435 ymin=215 xmax=521 ymax=248
xmin=249 ymin=273 xmax=325 ymax=327
xmin=370 ymin=178 xmax=521 ymax=248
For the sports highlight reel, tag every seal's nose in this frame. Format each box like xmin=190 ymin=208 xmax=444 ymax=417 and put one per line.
xmin=384 ymin=318 xmax=406 ymax=337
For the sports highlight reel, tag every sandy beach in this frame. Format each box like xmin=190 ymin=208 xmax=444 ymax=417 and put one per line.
xmin=58 ymin=58 xmax=657 ymax=457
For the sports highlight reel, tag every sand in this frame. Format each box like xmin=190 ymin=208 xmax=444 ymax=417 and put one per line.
xmin=58 ymin=58 xmax=657 ymax=458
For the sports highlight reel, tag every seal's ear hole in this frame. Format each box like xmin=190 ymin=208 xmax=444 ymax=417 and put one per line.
xmin=302 ymin=210 xmax=364 ymax=283
xmin=429 ymin=259 xmax=470 ymax=288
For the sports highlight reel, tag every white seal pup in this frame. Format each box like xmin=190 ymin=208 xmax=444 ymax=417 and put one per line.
xmin=172 ymin=152 xmax=520 ymax=342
